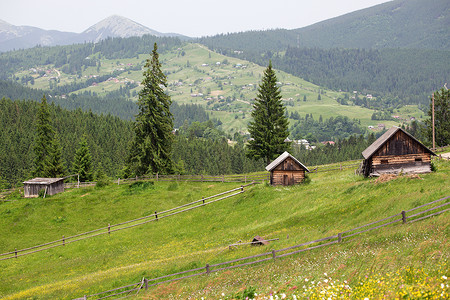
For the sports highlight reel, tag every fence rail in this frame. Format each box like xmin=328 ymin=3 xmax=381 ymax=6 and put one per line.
xmin=78 ymin=195 xmax=449 ymax=300
xmin=0 ymin=183 xmax=256 ymax=261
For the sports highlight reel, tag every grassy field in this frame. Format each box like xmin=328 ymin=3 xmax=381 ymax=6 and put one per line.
xmin=12 ymin=43 xmax=422 ymax=134
xmin=0 ymin=158 xmax=448 ymax=299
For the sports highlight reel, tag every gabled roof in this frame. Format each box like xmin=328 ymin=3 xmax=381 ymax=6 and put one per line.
xmin=23 ymin=177 xmax=64 ymax=185
xmin=265 ymin=151 xmax=310 ymax=172
xmin=362 ymin=126 xmax=436 ymax=159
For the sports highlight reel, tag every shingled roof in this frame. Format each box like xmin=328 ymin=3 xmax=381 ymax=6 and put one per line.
xmin=362 ymin=126 xmax=435 ymax=159
xmin=265 ymin=151 xmax=310 ymax=172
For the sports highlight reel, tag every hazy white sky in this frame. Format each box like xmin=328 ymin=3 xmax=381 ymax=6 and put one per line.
xmin=1 ymin=0 xmax=392 ymax=37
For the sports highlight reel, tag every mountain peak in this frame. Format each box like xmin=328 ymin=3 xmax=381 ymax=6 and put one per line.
xmin=82 ymin=15 xmax=161 ymax=42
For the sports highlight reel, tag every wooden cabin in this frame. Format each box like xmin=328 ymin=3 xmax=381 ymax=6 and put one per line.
xmin=23 ymin=177 xmax=65 ymax=198
xmin=361 ymin=126 xmax=435 ymax=177
xmin=265 ymin=151 xmax=309 ymax=186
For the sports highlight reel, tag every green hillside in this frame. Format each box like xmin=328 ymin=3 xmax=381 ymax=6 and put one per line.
xmin=198 ymin=0 xmax=450 ymax=51
xmin=5 ymin=43 xmax=423 ymax=135
xmin=0 ymin=158 xmax=448 ymax=299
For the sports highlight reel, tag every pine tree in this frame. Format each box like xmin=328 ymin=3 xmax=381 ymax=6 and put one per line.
xmin=426 ymin=87 xmax=449 ymax=147
xmin=32 ymin=95 xmax=55 ymax=177
xmin=46 ymin=133 xmax=65 ymax=177
xmin=127 ymin=43 xmax=174 ymax=175
xmin=247 ymin=61 xmax=290 ymax=165
xmin=72 ymin=136 xmax=93 ymax=182
xmin=32 ymin=95 xmax=65 ymax=178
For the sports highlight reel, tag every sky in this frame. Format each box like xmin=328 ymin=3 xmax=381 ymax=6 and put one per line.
xmin=1 ymin=0 xmax=392 ymax=37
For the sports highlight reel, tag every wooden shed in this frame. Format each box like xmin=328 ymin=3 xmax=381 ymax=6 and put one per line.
xmin=265 ymin=151 xmax=309 ymax=186
xmin=361 ymin=126 xmax=436 ymax=177
xmin=23 ymin=177 xmax=65 ymax=198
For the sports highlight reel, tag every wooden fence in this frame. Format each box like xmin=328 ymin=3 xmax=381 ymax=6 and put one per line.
xmin=0 ymin=183 xmax=256 ymax=261
xmin=76 ymin=195 xmax=450 ymax=300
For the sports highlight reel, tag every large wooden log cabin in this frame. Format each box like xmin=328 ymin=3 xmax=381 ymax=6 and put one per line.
xmin=361 ymin=126 xmax=435 ymax=177
xmin=266 ymin=151 xmax=309 ymax=186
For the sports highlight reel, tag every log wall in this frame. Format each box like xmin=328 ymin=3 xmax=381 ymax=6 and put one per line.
xmin=370 ymin=153 xmax=432 ymax=175
xmin=271 ymin=170 xmax=305 ymax=186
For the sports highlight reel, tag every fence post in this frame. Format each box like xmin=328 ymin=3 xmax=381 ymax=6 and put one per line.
xmin=401 ymin=211 xmax=407 ymax=223
xmin=241 ymin=185 xmax=244 ymax=192
xmin=155 ymin=211 xmax=158 ymax=221
xmin=118 ymin=178 xmax=120 ymax=185
xmin=108 ymin=224 xmax=111 ymax=234
xmin=222 ymin=175 xmax=224 ymax=183
xmin=15 ymin=248 xmax=17 ymax=258
xmin=202 ymin=197 xmax=205 ymax=205
xmin=84 ymin=295 xmax=87 ymax=300
xmin=201 ymin=175 xmax=204 ymax=183
xmin=156 ymin=173 xmax=159 ymax=182
xmin=62 ymin=235 xmax=65 ymax=246
xmin=272 ymin=249 xmax=276 ymax=259
xmin=340 ymin=164 xmax=342 ymax=171
xmin=338 ymin=233 xmax=342 ymax=243
xmin=206 ymin=264 xmax=210 ymax=274
xmin=245 ymin=175 xmax=247 ymax=183
xmin=144 ymin=278 xmax=148 ymax=290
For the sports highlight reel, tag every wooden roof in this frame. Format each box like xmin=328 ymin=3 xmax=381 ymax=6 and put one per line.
xmin=265 ymin=151 xmax=310 ymax=172
xmin=362 ymin=126 xmax=435 ymax=159
xmin=23 ymin=177 xmax=65 ymax=185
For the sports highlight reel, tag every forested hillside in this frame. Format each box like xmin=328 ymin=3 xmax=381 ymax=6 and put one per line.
xmin=0 ymin=98 xmax=264 ymax=186
xmin=198 ymin=0 xmax=449 ymax=51
xmin=197 ymin=0 xmax=450 ymax=107
xmin=0 ymin=97 xmax=133 ymax=186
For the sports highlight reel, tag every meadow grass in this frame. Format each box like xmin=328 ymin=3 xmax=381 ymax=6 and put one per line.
xmin=0 ymin=158 xmax=448 ymax=299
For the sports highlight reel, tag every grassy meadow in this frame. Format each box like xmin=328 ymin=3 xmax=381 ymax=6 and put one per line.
xmin=0 ymin=158 xmax=448 ymax=299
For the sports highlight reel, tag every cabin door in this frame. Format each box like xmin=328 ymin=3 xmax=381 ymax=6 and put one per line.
xmin=283 ymin=175 xmax=288 ymax=186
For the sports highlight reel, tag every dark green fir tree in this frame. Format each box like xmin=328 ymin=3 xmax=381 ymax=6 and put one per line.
xmin=46 ymin=132 xmax=65 ymax=177
xmin=127 ymin=43 xmax=174 ymax=175
xmin=32 ymin=95 xmax=55 ymax=177
xmin=32 ymin=95 xmax=65 ymax=178
xmin=426 ymin=87 xmax=449 ymax=147
xmin=247 ymin=61 xmax=290 ymax=165
xmin=72 ymin=136 xmax=93 ymax=182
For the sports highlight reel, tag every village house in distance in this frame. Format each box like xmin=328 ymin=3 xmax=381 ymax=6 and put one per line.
xmin=266 ymin=151 xmax=309 ymax=186
xmin=360 ymin=126 xmax=436 ymax=177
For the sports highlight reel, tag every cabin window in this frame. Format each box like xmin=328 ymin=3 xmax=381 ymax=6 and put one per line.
xmin=415 ymin=158 xmax=422 ymax=162
xmin=381 ymin=159 xmax=389 ymax=164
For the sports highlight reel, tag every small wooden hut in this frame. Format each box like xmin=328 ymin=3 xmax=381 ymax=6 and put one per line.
xmin=23 ymin=178 xmax=65 ymax=198
xmin=361 ymin=126 xmax=435 ymax=177
xmin=266 ymin=151 xmax=309 ymax=186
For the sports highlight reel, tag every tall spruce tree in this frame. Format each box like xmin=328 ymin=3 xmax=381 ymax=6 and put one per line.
xmin=32 ymin=95 xmax=55 ymax=177
xmin=127 ymin=43 xmax=174 ymax=175
xmin=72 ymin=136 xmax=93 ymax=182
xmin=32 ymin=95 xmax=65 ymax=178
xmin=426 ymin=87 xmax=449 ymax=147
xmin=46 ymin=132 xmax=65 ymax=177
xmin=247 ymin=61 xmax=290 ymax=164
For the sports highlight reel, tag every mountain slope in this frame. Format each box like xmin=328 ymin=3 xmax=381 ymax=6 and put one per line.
xmin=0 ymin=19 xmax=78 ymax=52
xmin=199 ymin=0 xmax=450 ymax=51
xmin=293 ymin=0 xmax=450 ymax=49
xmin=80 ymin=15 xmax=165 ymax=43
xmin=0 ymin=15 xmax=187 ymax=52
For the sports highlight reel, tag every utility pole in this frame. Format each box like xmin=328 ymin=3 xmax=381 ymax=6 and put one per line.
xmin=432 ymin=93 xmax=435 ymax=150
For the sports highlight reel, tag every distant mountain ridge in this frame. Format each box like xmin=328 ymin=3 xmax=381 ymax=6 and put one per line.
xmin=199 ymin=0 xmax=450 ymax=51
xmin=0 ymin=15 xmax=188 ymax=52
